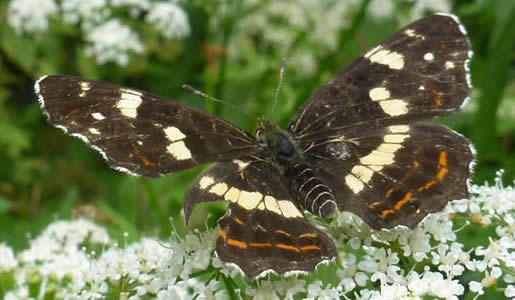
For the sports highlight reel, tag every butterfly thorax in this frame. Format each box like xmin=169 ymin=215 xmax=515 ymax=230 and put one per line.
xmin=255 ymin=121 xmax=300 ymax=166
xmin=256 ymin=120 xmax=337 ymax=218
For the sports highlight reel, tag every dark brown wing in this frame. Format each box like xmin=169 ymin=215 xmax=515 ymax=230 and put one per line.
xmin=288 ymin=14 xmax=472 ymax=139
xmin=184 ymin=160 xmax=336 ymax=278
xmin=300 ymin=123 xmax=474 ymax=229
xmin=35 ymin=75 xmax=260 ymax=177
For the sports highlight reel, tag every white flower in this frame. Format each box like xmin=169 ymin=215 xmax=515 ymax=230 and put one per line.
xmin=410 ymin=0 xmax=451 ymax=19
xmin=247 ymin=281 xmax=280 ymax=300
xmin=469 ymin=280 xmax=484 ymax=295
xmin=61 ymin=0 xmax=107 ymax=28
xmin=368 ymin=0 xmax=395 ymax=19
xmin=7 ymin=0 xmax=58 ymax=34
xmin=84 ymin=19 xmax=144 ymax=65
xmin=398 ymin=228 xmax=431 ymax=262
xmin=431 ymin=243 xmax=466 ymax=277
xmin=306 ymin=281 xmax=341 ymax=299
xmin=506 ymin=284 xmax=515 ymax=298
xmin=0 ymin=243 xmax=17 ymax=269
xmin=146 ymin=2 xmax=191 ymax=39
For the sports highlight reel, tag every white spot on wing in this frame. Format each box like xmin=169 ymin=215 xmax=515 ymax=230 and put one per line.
xmin=389 ymin=125 xmax=409 ymax=133
xmin=278 ymin=200 xmax=302 ymax=218
xmin=164 ymin=126 xmax=186 ymax=142
xmin=351 ymin=165 xmax=374 ymax=183
xmin=237 ymin=191 xmax=262 ymax=210
xmin=364 ymin=45 xmax=405 ymax=70
xmin=384 ymin=134 xmax=409 ymax=144
xmin=345 ymin=173 xmax=364 ymax=194
xmin=404 ymin=28 xmax=425 ymax=40
xmin=91 ymin=112 xmax=105 ymax=120
xmin=166 ymin=141 xmax=192 ymax=160
xmin=117 ymin=89 xmax=143 ymax=118
xmin=445 ymin=61 xmax=455 ymax=70
xmin=89 ymin=128 xmax=100 ymax=135
xmin=209 ymin=183 xmax=228 ymax=196
xmin=225 ymin=187 xmax=240 ymax=203
xmin=199 ymin=176 xmax=214 ymax=189
xmin=378 ymin=100 xmax=408 ymax=116
xmin=369 ymin=87 xmax=391 ymax=101
xmin=264 ymin=196 xmax=281 ymax=215
xmin=79 ymin=81 xmax=91 ymax=97
xmin=424 ymin=52 xmax=434 ymax=61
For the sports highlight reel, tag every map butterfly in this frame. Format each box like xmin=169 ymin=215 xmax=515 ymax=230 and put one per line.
xmin=35 ymin=14 xmax=474 ymax=278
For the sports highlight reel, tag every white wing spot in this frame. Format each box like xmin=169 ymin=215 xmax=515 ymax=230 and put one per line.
xmin=91 ymin=112 xmax=105 ymax=120
xmin=377 ymin=143 xmax=402 ymax=153
xmin=166 ymin=141 xmax=192 ymax=160
xmin=365 ymin=45 xmax=404 ymax=70
xmin=445 ymin=61 xmax=455 ymax=69
xmin=424 ymin=52 xmax=434 ymax=61
xmin=345 ymin=173 xmax=365 ymax=194
xmin=278 ymin=200 xmax=302 ymax=218
xmin=89 ymin=128 xmax=100 ymax=135
xmin=264 ymin=196 xmax=281 ymax=215
xmin=117 ymin=89 xmax=143 ymax=118
xmin=404 ymin=29 xmax=425 ymax=40
xmin=199 ymin=176 xmax=214 ymax=189
xmin=384 ymin=134 xmax=409 ymax=144
xmin=389 ymin=125 xmax=409 ymax=133
xmin=237 ymin=191 xmax=263 ymax=210
xmin=351 ymin=165 xmax=374 ymax=183
xmin=79 ymin=82 xmax=91 ymax=97
xmin=369 ymin=87 xmax=391 ymax=101
xmin=378 ymin=100 xmax=408 ymax=116
xmin=209 ymin=183 xmax=228 ymax=196
xmin=225 ymin=187 xmax=240 ymax=203
xmin=164 ymin=126 xmax=186 ymax=142
xmin=419 ymin=85 xmax=425 ymax=90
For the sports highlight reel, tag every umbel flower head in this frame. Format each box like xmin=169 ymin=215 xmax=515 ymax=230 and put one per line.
xmin=0 ymin=171 xmax=514 ymax=299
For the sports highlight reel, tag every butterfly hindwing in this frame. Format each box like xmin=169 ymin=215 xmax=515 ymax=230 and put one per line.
xmin=184 ymin=160 xmax=336 ymax=278
xmin=35 ymin=75 xmax=259 ymax=177
xmin=301 ymin=123 xmax=473 ymax=229
xmin=288 ymin=14 xmax=472 ymax=138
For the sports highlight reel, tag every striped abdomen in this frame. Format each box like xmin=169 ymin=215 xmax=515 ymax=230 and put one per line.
xmin=285 ymin=163 xmax=337 ymax=218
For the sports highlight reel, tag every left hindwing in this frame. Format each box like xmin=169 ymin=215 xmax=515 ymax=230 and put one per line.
xmin=288 ymin=14 xmax=472 ymax=137
xmin=184 ymin=159 xmax=336 ymax=278
xmin=35 ymin=75 xmax=260 ymax=177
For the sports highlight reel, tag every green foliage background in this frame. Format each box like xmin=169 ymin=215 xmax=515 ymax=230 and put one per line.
xmin=0 ymin=0 xmax=514 ymax=265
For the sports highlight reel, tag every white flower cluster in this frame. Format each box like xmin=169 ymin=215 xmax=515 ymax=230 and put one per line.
xmin=6 ymin=0 xmax=190 ymax=66
xmin=1 ymin=171 xmax=514 ymax=299
xmin=231 ymin=0 xmax=451 ymax=76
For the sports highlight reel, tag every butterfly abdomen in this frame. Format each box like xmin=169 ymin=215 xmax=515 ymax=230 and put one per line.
xmin=285 ymin=163 xmax=337 ymax=218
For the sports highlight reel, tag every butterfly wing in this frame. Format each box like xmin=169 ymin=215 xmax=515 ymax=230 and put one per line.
xmin=300 ymin=123 xmax=474 ymax=229
xmin=184 ymin=160 xmax=336 ymax=278
xmin=288 ymin=14 xmax=471 ymax=138
xmin=35 ymin=75 xmax=260 ymax=177
xmin=288 ymin=14 xmax=474 ymax=228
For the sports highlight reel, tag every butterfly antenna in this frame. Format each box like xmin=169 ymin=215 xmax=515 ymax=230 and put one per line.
xmin=182 ymin=84 xmax=258 ymax=121
xmin=271 ymin=59 xmax=286 ymax=119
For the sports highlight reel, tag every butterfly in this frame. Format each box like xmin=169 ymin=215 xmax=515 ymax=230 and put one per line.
xmin=35 ymin=14 xmax=474 ymax=279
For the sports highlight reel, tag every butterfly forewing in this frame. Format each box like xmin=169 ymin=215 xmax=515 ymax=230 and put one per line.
xmin=289 ymin=14 xmax=472 ymax=138
xmin=36 ymin=75 xmax=260 ymax=177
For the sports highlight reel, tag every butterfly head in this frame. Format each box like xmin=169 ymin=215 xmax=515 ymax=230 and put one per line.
xmin=256 ymin=120 xmax=299 ymax=165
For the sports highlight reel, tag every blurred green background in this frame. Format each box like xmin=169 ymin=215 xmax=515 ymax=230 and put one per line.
xmin=0 ymin=0 xmax=514 ymax=251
